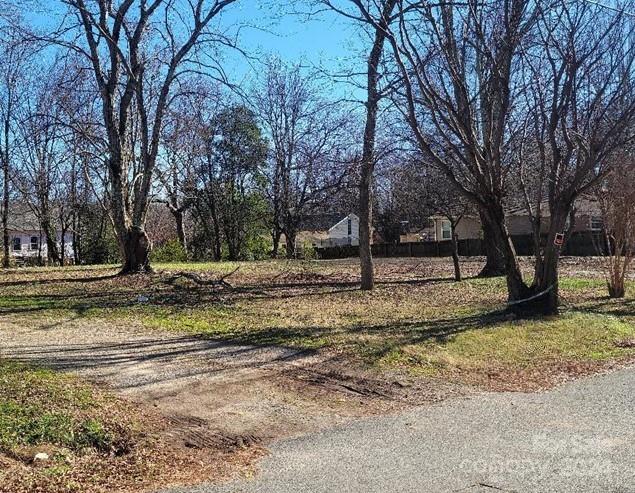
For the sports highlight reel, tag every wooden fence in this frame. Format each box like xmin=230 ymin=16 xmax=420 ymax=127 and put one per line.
xmin=315 ymin=232 xmax=608 ymax=260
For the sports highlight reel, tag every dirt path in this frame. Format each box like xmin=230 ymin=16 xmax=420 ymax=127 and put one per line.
xmin=0 ymin=316 xmax=462 ymax=448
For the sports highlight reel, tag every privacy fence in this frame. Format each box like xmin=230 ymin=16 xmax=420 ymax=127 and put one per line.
xmin=315 ymin=232 xmax=608 ymax=260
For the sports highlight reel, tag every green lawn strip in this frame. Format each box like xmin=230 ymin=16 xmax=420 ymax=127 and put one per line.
xmin=377 ymin=311 xmax=635 ymax=375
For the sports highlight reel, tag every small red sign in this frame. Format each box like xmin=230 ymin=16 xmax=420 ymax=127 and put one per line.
xmin=554 ymin=233 xmax=565 ymax=246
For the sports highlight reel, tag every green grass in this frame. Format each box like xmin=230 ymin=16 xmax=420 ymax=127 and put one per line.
xmin=377 ymin=312 xmax=633 ymax=374
xmin=0 ymin=361 xmax=132 ymax=458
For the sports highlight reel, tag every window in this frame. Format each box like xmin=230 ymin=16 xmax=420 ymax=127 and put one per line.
xmin=347 ymin=218 xmax=352 ymax=236
xmin=590 ymin=216 xmax=604 ymax=231
xmin=441 ymin=220 xmax=452 ymax=240
xmin=12 ymin=237 xmax=21 ymax=251
xmin=30 ymin=236 xmax=39 ymax=251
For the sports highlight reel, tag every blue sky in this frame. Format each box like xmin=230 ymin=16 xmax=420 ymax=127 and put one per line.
xmin=217 ymin=2 xmax=366 ymax=100
xmin=25 ymin=1 xmax=366 ymax=100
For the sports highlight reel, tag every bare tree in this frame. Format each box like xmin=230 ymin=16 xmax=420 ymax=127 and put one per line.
xmin=424 ymin=168 xmax=473 ymax=282
xmin=254 ymin=58 xmax=353 ymax=258
xmin=58 ymin=0 xmax=238 ymax=273
xmin=157 ymin=83 xmax=218 ymax=252
xmin=597 ymin=155 xmax=635 ymax=298
xmin=513 ymin=0 xmax=635 ymax=312
xmin=365 ymin=0 xmax=635 ymax=314
xmin=14 ymin=72 xmax=69 ymax=265
xmin=319 ymin=0 xmax=398 ymax=289
xmin=0 ymin=30 xmax=31 ymax=267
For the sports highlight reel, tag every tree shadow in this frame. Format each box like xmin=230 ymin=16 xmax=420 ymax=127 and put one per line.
xmin=0 ymin=273 xmax=120 ymax=288
xmin=569 ymin=296 xmax=635 ymax=318
xmin=2 ymin=334 xmax=315 ymax=390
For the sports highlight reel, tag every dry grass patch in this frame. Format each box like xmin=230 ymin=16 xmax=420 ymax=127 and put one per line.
xmin=0 ymin=360 xmax=261 ymax=493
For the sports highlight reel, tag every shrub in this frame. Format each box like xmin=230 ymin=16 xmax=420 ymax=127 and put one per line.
xmin=301 ymin=241 xmax=318 ymax=260
xmin=151 ymin=239 xmax=188 ymax=263
xmin=243 ymin=235 xmax=271 ymax=260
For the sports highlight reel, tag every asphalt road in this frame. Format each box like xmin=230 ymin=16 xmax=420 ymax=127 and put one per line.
xmin=165 ymin=366 xmax=635 ymax=493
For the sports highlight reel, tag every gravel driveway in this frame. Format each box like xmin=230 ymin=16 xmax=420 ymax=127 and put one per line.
xmin=0 ymin=317 xmax=455 ymax=443
xmin=165 ymin=365 xmax=635 ymax=493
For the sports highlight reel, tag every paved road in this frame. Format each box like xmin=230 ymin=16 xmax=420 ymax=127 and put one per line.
xmin=166 ymin=366 xmax=635 ymax=493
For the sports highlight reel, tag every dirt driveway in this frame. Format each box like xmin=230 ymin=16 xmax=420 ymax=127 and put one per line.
xmin=0 ymin=315 xmax=462 ymax=450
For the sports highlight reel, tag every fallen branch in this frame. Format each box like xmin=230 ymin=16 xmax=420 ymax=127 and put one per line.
xmin=166 ymin=267 xmax=239 ymax=290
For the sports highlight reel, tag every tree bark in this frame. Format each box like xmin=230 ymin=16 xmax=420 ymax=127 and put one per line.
xmin=271 ymin=229 xmax=282 ymax=258
xmin=173 ymin=208 xmax=187 ymax=251
xmin=451 ymin=230 xmax=461 ymax=281
xmin=40 ymin=212 xmax=61 ymax=266
xmin=521 ymin=208 xmax=570 ymax=315
xmin=359 ymin=1 xmax=397 ymax=291
xmin=285 ymin=229 xmax=297 ymax=259
xmin=2 ymin=107 xmax=10 ymax=268
xmin=120 ymin=226 xmax=152 ymax=273
xmin=2 ymin=159 xmax=8 ymax=268
xmin=478 ymin=209 xmax=506 ymax=277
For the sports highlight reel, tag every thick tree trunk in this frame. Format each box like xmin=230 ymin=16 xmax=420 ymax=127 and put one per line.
xmin=120 ymin=226 xmax=152 ymax=274
xmin=480 ymin=205 xmax=533 ymax=311
xmin=359 ymin=166 xmax=374 ymax=290
xmin=522 ymin=209 xmax=569 ymax=315
xmin=608 ymin=283 xmax=626 ymax=298
xmin=40 ymin=216 xmax=61 ymax=266
xmin=271 ymin=229 xmax=282 ymax=258
xmin=451 ymin=230 xmax=461 ymax=281
xmin=478 ymin=209 xmax=506 ymax=277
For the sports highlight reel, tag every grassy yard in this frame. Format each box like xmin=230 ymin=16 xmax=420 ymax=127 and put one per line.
xmin=0 ymin=257 xmax=633 ymax=391
xmin=0 ymin=359 xmax=157 ymax=493
xmin=0 ymin=358 xmax=257 ymax=493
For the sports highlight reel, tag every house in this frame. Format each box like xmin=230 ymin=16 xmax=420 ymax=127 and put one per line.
xmin=292 ymin=213 xmax=361 ymax=248
xmin=326 ymin=213 xmax=360 ymax=246
xmin=428 ymin=197 xmax=604 ymax=241
xmin=6 ymin=205 xmax=74 ymax=264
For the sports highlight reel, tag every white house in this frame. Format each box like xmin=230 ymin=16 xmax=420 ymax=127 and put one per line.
xmin=7 ymin=206 xmax=74 ymax=264
xmin=326 ymin=213 xmax=360 ymax=246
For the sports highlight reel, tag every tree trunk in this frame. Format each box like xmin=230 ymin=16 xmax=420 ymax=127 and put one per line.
xmin=40 ymin=217 xmax=61 ymax=266
xmin=2 ymin=168 xmax=8 ymax=268
xmin=174 ymin=209 xmax=187 ymax=251
xmin=60 ymin=224 xmax=66 ymax=266
xmin=478 ymin=209 xmax=506 ymax=277
xmin=480 ymin=204 xmax=533 ymax=311
xmin=608 ymin=282 xmax=626 ymax=298
xmin=522 ymin=209 xmax=569 ymax=315
xmin=285 ymin=229 xmax=297 ymax=259
xmin=359 ymin=5 xmax=396 ymax=290
xmin=271 ymin=229 xmax=282 ymax=258
xmin=2 ymin=117 xmax=9 ymax=269
xmin=451 ymin=230 xmax=461 ymax=281
xmin=120 ymin=226 xmax=152 ymax=273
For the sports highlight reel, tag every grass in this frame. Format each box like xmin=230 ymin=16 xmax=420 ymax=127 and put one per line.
xmin=0 ymin=358 xmax=250 ymax=493
xmin=0 ymin=361 xmax=128 ymax=458
xmin=0 ymin=359 xmax=151 ymax=492
xmin=0 ymin=257 xmax=633 ymax=390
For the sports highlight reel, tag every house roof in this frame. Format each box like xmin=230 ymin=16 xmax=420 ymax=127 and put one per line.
xmin=328 ymin=213 xmax=359 ymax=233
xmin=298 ymin=213 xmax=348 ymax=232
xmin=6 ymin=203 xmax=42 ymax=232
